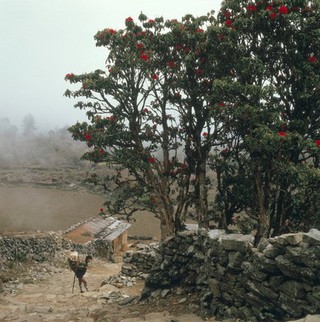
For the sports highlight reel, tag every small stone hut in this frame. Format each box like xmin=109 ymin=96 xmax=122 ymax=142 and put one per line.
xmin=64 ymin=215 xmax=131 ymax=256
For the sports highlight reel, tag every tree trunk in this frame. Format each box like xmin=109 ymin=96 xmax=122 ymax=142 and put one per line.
xmin=253 ymin=163 xmax=271 ymax=246
xmin=160 ymin=215 xmax=175 ymax=240
xmin=196 ymin=161 xmax=209 ymax=228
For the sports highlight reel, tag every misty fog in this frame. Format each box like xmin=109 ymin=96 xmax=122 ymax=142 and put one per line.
xmin=0 ymin=118 xmax=106 ymax=233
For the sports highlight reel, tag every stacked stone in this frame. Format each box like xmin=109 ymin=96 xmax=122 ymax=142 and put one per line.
xmin=0 ymin=232 xmax=58 ymax=262
xmin=241 ymin=229 xmax=320 ymax=320
xmin=121 ymin=243 xmax=158 ymax=277
xmin=143 ymin=230 xmax=208 ymax=291
xmin=205 ymin=232 xmax=254 ymax=320
xmin=0 ymin=231 xmax=114 ymax=265
xmin=141 ymin=228 xmax=320 ymax=321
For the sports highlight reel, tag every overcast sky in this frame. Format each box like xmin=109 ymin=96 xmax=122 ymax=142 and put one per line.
xmin=1 ymin=0 xmax=222 ymax=133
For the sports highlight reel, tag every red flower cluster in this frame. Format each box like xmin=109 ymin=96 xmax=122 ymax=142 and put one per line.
xmin=278 ymin=131 xmax=286 ymax=137
xmin=196 ymin=28 xmax=204 ymax=33
xmin=125 ymin=17 xmax=133 ymax=22
xmin=308 ymin=56 xmax=317 ymax=63
xmin=225 ymin=19 xmax=233 ymax=27
xmin=315 ymin=139 xmax=320 ymax=147
xmin=195 ymin=68 xmax=203 ymax=76
xmin=135 ymin=31 xmax=147 ymax=38
xmin=168 ymin=60 xmax=175 ymax=68
xmin=140 ymin=53 xmax=149 ymax=61
xmin=136 ymin=43 xmax=144 ymax=50
xmin=278 ymin=5 xmax=289 ymax=14
xmin=148 ymin=157 xmax=156 ymax=164
xmin=85 ymin=134 xmax=91 ymax=141
xmin=151 ymin=74 xmax=159 ymax=80
xmin=247 ymin=5 xmax=257 ymax=12
xmin=224 ymin=10 xmax=232 ymax=18
xmin=202 ymin=132 xmax=208 ymax=137
xmin=65 ymin=73 xmax=74 ymax=79
xmin=270 ymin=12 xmax=278 ymax=20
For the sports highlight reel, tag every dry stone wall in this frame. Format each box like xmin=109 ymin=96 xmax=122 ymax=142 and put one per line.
xmin=141 ymin=229 xmax=320 ymax=321
xmin=0 ymin=231 xmax=114 ymax=263
xmin=0 ymin=232 xmax=61 ymax=262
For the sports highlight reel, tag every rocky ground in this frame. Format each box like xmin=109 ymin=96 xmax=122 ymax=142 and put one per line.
xmin=0 ymin=255 xmax=216 ymax=322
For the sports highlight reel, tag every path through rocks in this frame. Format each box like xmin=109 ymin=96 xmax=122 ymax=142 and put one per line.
xmin=0 ymin=258 xmax=214 ymax=322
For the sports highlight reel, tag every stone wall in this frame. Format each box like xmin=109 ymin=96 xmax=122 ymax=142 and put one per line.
xmin=0 ymin=231 xmax=114 ymax=263
xmin=141 ymin=229 xmax=320 ymax=321
xmin=0 ymin=232 xmax=62 ymax=262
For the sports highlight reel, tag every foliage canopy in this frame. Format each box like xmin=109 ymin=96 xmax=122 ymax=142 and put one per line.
xmin=65 ymin=0 xmax=320 ymax=242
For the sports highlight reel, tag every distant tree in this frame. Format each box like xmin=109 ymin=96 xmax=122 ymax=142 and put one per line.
xmin=0 ymin=118 xmax=18 ymax=138
xmin=22 ymin=113 xmax=37 ymax=137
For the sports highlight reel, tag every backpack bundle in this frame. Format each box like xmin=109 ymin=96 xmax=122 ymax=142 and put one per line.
xmin=67 ymin=251 xmax=80 ymax=272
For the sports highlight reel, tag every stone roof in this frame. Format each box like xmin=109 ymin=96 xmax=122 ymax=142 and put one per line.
xmin=64 ymin=216 xmax=131 ymax=243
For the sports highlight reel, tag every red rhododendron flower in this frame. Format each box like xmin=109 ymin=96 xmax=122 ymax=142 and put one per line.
xmin=99 ymin=149 xmax=105 ymax=154
xmin=85 ymin=134 xmax=91 ymax=141
xmin=218 ymin=102 xmax=225 ymax=107
xmin=125 ymin=17 xmax=133 ymax=22
xmin=202 ymin=132 xmax=208 ymax=137
xmin=136 ymin=43 xmax=144 ymax=50
xmin=278 ymin=131 xmax=286 ymax=137
xmin=270 ymin=12 xmax=278 ymax=20
xmin=308 ymin=56 xmax=317 ymax=63
xmin=315 ymin=139 xmax=320 ymax=147
xmin=143 ymin=108 xmax=149 ymax=113
xmin=196 ymin=28 xmax=204 ymax=33
xmin=65 ymin=73 xmax=73 ymax=78
xmin=247 ymin=5 xmax=257 ymax=12
xmin=140 ymin=53 xmax=149 ymax=61
xmin=108 ymin=28 xmax=116 ymax=34
xmin=266 ymin=5 xmax=273 ymax=11
xmin=225 ymin=19 xmax=233 ymax=27
xmin=99 ymin=208 xmax=104 ymax=212
xmin=151 ymin=74 xmax=159 ymax=80
xmin=224 ymin=10 xmax=232 ymax=17
xmin=174 ymin=44 xmax=184 ymax=51
xmin=148 ymin=157 xmax=156 ymax=164
xmin=168 ymin=60 xmax=175 ymax=68
xmin=195 ymin=68 xmax=203 ymax=76
xmin=148 ymin=19 xmax=155 ymax=23
xmin=278 ymin=5 xmax=289 ymax=14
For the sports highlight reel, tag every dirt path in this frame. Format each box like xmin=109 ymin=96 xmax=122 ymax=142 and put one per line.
xmin=0 ymin=258 xmax=214 ymax=322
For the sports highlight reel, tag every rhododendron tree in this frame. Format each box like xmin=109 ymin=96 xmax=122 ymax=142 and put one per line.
xmin=212 ymin=0 xmax=320 ymax=244
xmin=65 ymin=13 xmax=218 ymax=239
xmin=65 ymin=0 xmax=320 ymax=243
